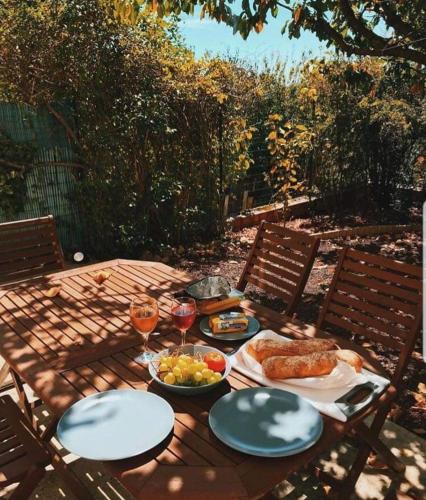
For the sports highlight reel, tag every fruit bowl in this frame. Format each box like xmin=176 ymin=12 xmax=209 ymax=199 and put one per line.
xmin=148 ymin=344 xmax=232 ymax=395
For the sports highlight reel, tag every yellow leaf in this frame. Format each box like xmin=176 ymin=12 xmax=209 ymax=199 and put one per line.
xmin=93 ymin=271 xmax=112 ymax=285
xmin=44 ymin=285 xmax=62 ymax=298
xmin=254 ymin=20 xmax=264 ymax=33
xmin=294 ymin=6 xmax=303 ymax=24
xmin=268 ymin=131 xmax=277 ymax=140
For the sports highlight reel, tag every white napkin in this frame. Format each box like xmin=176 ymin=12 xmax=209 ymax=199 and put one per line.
xmin=230 ymin=330 xmax=390 ymax=422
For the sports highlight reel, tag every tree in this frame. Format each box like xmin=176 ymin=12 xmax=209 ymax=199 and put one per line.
xmin=0 ymin=0 xmax=258 ymax=255
xmin=116 ymin=0 xmax=426 ymax=66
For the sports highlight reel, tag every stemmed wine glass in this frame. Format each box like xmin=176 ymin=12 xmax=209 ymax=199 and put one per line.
xmin=171 ymin=296 xmax=196 ymax=346
xmin=130 ymin=295 xmax=159 ymax=364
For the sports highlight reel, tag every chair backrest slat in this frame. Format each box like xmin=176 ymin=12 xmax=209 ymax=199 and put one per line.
xmin=237 ymin=221 xmax=320 ymax=315
xmin=0 ymin=216 xmax=64 ymax=286
xmin=317 ymin=247 xmax=422 ymax=384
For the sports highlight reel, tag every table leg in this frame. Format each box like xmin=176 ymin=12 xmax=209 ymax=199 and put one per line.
xmin=354 ymin=421 xmax=405 ymax=473
xmin=10 ymin=369 xmax=33 ymax=423
xmin=339 ymin=406 xmax=390 ymax=498
xmin=0 ymin=362 xmax=10 ymax=386
xmin=40 ymin=416 xmax=59 ymax=442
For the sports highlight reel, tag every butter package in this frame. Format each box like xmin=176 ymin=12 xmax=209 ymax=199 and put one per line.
xmin=209 ymin=312 xmax=248 ymax=334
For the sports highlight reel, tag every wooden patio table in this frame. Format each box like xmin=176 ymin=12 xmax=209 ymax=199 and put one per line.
xmin=0 ymin=259 xmax=395 ymax=499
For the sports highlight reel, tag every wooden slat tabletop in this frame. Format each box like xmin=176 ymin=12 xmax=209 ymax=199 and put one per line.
xmin=0 ymin=259 xmax=396 ymax=499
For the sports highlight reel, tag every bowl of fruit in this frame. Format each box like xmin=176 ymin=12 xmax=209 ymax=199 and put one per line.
xmin=148 ymin=344 xmax=232 ymax=395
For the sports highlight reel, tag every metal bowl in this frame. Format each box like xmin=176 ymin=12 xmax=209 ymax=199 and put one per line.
xmin=149 ymin=344 xmax=232 ymax=395
xmin=186 ymin=276 xmax=231 ymax=300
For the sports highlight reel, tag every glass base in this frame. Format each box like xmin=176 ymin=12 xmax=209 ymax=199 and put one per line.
xmin=134 ymin=351 xmax=153 ymax=365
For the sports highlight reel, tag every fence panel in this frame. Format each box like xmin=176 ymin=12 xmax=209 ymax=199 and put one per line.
xmin=0 ymin=102 xmax=83 ymax=253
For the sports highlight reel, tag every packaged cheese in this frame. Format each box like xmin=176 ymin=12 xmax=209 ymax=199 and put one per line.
xmin=209 ymin=312 xmax=248 ymax=334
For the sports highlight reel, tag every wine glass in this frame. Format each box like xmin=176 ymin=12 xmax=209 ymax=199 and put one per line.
xmin=130 ymin=295 xmax=159 ymax=364
xmin=171 ymin=296 xmax=196 ymax=346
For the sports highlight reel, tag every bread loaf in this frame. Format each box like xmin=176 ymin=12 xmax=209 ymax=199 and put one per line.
xmin=247 ymin=338 xmax=336 ymax=363
xmin=262 ymin=349 xmax=363 ymax=380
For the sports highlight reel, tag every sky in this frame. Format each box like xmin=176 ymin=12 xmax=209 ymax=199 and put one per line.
xmin=178 ymin=6 xmax=328 ymax=66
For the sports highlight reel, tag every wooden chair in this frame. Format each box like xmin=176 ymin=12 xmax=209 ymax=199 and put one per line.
xmin=237 ymin=221 xmax=320 ymax=315
xmin=0 ymin=395 xmax=50 ymax=498
xmin=316 ymin=247 xmax=422 ymax=494
xmin=0 ymin=216 xmax=64 ymax=393
xmin=0 ymin=215 xmax=64 ymax=287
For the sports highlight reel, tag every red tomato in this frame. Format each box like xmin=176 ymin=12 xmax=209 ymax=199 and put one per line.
xmin=203 ymin=352 xmax=226 ymax=372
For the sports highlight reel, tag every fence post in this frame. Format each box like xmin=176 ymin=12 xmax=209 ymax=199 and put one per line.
xmin=242 ymin=190 xmax=249 ymax=211
xmin=223 ymin=194 xmax=230 ymax=219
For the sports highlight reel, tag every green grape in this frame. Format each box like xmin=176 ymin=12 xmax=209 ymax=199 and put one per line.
xmin=164 ymin=373 xmax=176 ymax=385
xmin=177 ymin=359 xmax=187 ymax=369
xmin=201 ymin=368 xmax=213 ymax=379
xmin=188 ymin=364 xmax=197 ymax=375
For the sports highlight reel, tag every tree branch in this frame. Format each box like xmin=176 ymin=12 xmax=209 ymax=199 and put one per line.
xmin=0 ymin=158 xmax=27 ymax=172
xmin=380 ymin=1 xmax=426 ymax=50
xmin=311 ymin=14 xmax=426 ymax=65
xmin=338 ymin=0 xmax=389 ymax=49
xmin=33 ymin=160 xmax=89 ymax=170
xmin=46 ymin=103 xmax=83 ymax=152
xmin=276 ymin=2 xmax=293 ymax=13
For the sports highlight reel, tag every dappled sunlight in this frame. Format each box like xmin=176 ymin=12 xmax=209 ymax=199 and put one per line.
xmin=0 ymin=254 xmax=423 ymax=499
xmin=356 ymin=471 xmax=390 ymax=499
xmin=261 ymin=405 xmax=320 ymax=443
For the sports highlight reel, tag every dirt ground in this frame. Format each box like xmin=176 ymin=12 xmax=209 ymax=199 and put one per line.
xmin=172 ymin=213 xmax=425 ymax=439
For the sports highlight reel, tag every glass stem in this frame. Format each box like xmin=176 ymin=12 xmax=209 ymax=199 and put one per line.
xmin=181 ymin=329 xmax=186 ymax=346
xmin=142 ymin=333 xmax=149 ymax=352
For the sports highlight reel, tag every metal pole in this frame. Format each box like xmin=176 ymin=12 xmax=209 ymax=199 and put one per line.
xmin=218 ymin=106 xmax=224 ymax=231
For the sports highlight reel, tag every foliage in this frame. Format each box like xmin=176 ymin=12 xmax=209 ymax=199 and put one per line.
xmin=1 ymin=0 xmax=423 ymax=259
xmin=0 ymin=130 xmax=35 ymax=216
xmin=117 ymin=0 xmax=426 ymax=65
xmin=284 ymin=58 xmax=425 ymax=210
xmin=265 ymin=114 xmax=312 ymax=220
xmin=0 ymin=0 xmax=258 ymax=257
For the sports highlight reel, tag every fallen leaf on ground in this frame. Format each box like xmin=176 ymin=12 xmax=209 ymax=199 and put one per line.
xmin=412 ymin=390 xmax=426 ymax=408
xmin=43 ymin=285 xmax=62 ymax=298
xmin=388 ymin=404 xmax=403 ymax=421
xmin=367 ymin=454 xmax=389 ymax=469
xmin=93 ymin=271 xmax=111 ymax=285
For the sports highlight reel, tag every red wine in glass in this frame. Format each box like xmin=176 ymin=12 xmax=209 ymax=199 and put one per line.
xmin=171 ymin=297 xmax=196 ymax=345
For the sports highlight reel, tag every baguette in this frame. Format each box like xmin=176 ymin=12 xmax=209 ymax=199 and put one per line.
xmin=247 ymin=338 xmax=336 ymax=363
xmin=262 ymin=349 xmax=363 ymax=380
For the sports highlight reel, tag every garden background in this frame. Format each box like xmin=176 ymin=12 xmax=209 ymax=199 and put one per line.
xmin=0 ymin=0 xmax=424 ymax=444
